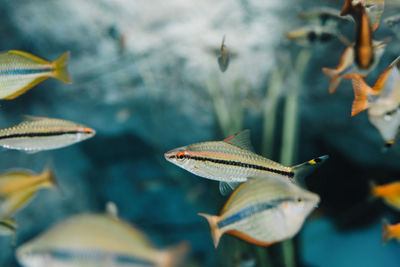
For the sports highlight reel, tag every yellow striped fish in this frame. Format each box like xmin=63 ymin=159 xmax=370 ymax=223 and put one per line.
xmin=0 ymin=167 xmax=57 ymax=219
xmin=165 ymin=130 xmax=328 ymax=195
xmin=0 ymin=116 xmax=95 ymax=152
xmin=198 ymin=176 xmax=319 ymax=248
xmin=0 ymin=50 xmax=71 ymax=100
xmin=16 ymin=205 xmax=189 ymax=267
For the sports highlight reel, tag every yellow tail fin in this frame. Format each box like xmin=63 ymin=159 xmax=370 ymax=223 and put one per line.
xmin=322 ymin=67 xmax=342 ymax=94
xmin=40 ymin=166 xmax=59 ymax=191
xmin=382 ymin=220 xmax=393 ymax=244
xmin=159 ymin=241 xmax=190 ymax=267
xmin=198 ymin=213 xmax=223 ymax=248
xmin=351 ymin=74 xmax=371 ymax=116
xmin=52 ymin=51 xmax=72 ymax=84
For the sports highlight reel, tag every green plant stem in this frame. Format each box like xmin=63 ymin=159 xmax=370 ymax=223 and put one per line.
xmin=279 ymin=48 xmax=311 ymax=267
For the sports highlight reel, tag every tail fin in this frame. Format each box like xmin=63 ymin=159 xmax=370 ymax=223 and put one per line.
xmin=340 ymin=0 xmax=352 ymax=16
xmin=52 ymin=51 xmax=72 ymax=84
xmin=322 ymin=67 xmax=342 ymax=94
xmin=292 ymin=155 xmax=329 ymax=185
xmin=351 ymin=74 xmax=371 ymax=116
xmin=198 ymin=213 xmax=223 ymax=248
xmin=382 ymin=219 xmax=393 ymax=244
xmin=40 ymin=165 xmax=59 ymax=191
xmin=159 ymin=241 xmax=190 ymax=267
xmin=368 ymin=180 xmax=379 ymax=202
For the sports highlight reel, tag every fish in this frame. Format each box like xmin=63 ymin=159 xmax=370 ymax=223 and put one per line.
xmin=371 ymin=181 xmax=400 ymax=210
xmin=16 ymin=204 xmax=189 ymax=267
xmin=0 ymin=115 xmax=95 ymax=152
xmin=218 ymin=35 xmax=229 ymax=72
xmin=0 ymin=166 xmax=57 ymax=219
xmin=285 ymin=25 xmax=349 ymax=46
xmin=298 ymin=7 xmax=352 ymax=27
xmin=350 ymin=56 xmax=400 ymax=146
xmin=341 ymin=0 xmax=385 ymax=31
xmin=164 ymin=130 xmax=328 ymax=195
xmin=0 ymin=50 xmax=71 ymax=100
xmin=198 ymin=176 xmax=320 ymax=248
xmin=0 ymin=218 xmax=17 ymax=236
xmin=382 ymin=219 xmax=400 ymax=244
xmin=322 ymin=39 xmax=387 ymax=94
xmin=384 ymin=14 xmax=400 ymax=38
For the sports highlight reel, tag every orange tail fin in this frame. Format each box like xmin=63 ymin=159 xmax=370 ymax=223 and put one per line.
xmin=322 ymin=67 xmax=342 ymax=94
xmin=159 ymin=241 xmax=190 ymax=267
xmin=198 ymin=213 xmax=223 ymax=248
xmin=351 ymin=74 xmax=371 ymax=116
xmin=52 ymin=51 xmax=72 ymax=84
xmin=382 ymin=220 xmax=393 ymax=244
xmin=372 ymin=21 xmax=380 ymax=32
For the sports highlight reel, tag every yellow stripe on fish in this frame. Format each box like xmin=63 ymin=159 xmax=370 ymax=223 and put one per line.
xmin=0 ymin=50 xmax=71 ymax=100
xmin=165 ymin=130 xmax=328 ymax=195
xmin=198 ymin=176 xmax=320 ymax=248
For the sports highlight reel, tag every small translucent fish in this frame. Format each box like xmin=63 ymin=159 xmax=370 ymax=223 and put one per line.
xmin=298 ymin=7 xmax=351 ymax=27
xmin=0 ymin=51 xmax=71 ymax=100
xmin=16 ymin=207 xmax=189 ymax=267
xmin=341 ymin=0 xmax=385 ymax=31
xmin=198 ymin=176 xmax=319 ymax=248
xmin=165 ymin=130 xmax=328 ymax=195
xmin=285 ymin=25 xmax=346 ymax=46
xmin=371 ymin=181 xmax=400 ymax=210
xmin=0 ymin=116 xmax=95 ymax=152
xmin=350 ymin=56 xmax=400 ymax=146
xmin=322 ymin=39 xmax=387 ymax=94
xmin=382 ymin=219 xmax=400 ymax=244
xmin=384 ymin=14 xmax=400 ymax=38
xmin=0 ymin=167 xmax=57 ymax=219
xmin=218 ymin=35 xmax=229 ymax=72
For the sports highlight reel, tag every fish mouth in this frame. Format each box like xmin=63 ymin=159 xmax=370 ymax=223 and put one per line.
xmin=164 ymin=150 xmax=177 ymax=161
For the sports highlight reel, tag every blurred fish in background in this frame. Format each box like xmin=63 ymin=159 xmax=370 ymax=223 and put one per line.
xmin=16 ymin=203 xmax=189 ymax=267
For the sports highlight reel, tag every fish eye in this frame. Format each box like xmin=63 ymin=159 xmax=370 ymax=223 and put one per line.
xmin=176 ymin=152 xmax=186 ymax=160
xmin=297 ymin=198 xmax=302 ymax=202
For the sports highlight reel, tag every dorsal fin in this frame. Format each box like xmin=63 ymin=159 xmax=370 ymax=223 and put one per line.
xmin=21 ymin=115 xmax=45 ymax=122
xmin=106 ymin=202 xmax=118 ymax=218
xmin=223 ymin=130 xmax=254 ymax=152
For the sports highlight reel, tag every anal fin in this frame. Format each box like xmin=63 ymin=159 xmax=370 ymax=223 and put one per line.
xmin=219 ymin=182 xmax=242 ymax=196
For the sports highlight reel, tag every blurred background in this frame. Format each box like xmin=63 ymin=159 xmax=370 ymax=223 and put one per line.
xmin=1 ymin=0 xmax=400 ymax=266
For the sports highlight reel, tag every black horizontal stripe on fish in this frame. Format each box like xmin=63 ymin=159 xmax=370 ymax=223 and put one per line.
xmin=217 ymin=198 xmax=294 ymax=228
xmin=168 ymin=155 xmax=294 ymax=178
xmin=0 ymin=131 xmax=88 ymax=140
xmin=0 ymin=68 xmax=53 ymax=76
xmin=49 ymin=249 xmax=154 ymax=265
xmin=0 ymin=220 xmax=15 ymax=231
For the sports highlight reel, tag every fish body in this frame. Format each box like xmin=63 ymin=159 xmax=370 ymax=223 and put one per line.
xmin=16 ymin=213 xmax=188 ymax=267
xmin=341 ymin=0 xmax=385 ymax=31
xmin=0 ymin=51 xmax=71 ymax=100
xmin=371 ymin=181 xmax=400 ymax=210
xmin=298 ymin=7 xmax=351 ymax=27
xmin=164 ymin=130 xmax=328 ymax=195
xmin=351 ymin=56 xmax=400 ymax=145
xmin=0 ymin=116 xmax=95 ymax=152
xmin=218 ymin=36 xmax=229 ymax=72
xmin=285 ymin=25 xmax=342 ymax=46
xmin=382 ymin=220 xmax=400 ymax=243
xmin=0 ymin=167 xmax=56 ymax=219
xmin=198 ymin=176 xmax=320 ymax=247
xmin=322 ymin=40 xmax=387 ymax=94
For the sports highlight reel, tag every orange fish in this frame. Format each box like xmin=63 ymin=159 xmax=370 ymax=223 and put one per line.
xmin=341 ymin=0 xmax=385 ymax=32
xmin=322 ymin=40 xmax=387 ymax=94
xmin=382 ymin=220 xmax=400 ymax=244
xmin=371 ymin=181 xmax=400 ymax=210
